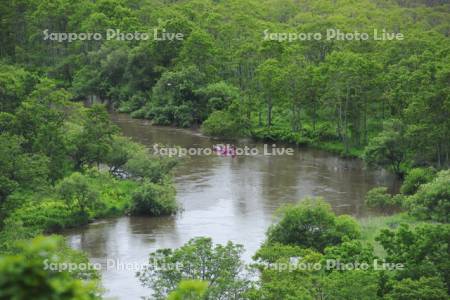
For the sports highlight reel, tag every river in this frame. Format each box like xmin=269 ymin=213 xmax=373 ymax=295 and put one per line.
xmin=64 ymin=113 xmax=399 ymax=299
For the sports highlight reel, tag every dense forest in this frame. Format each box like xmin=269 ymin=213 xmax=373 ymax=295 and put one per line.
xmin=0 ymin=0 xmax=449 ymax=299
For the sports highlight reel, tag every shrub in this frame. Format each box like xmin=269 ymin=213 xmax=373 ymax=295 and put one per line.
xmin=406 ymin=170 xmax=450 ymax=222
xmin=130 ymin=181 xmax=177 ymax=216
xmin=117 ymin=93 xmax=146 ymax=113
xmin=365 ymin=187 xmax=399 ymax=209
xmin=0 ymin=236 xmax=100 ymax=300
xmin=56 ymin=172 xmax=100 ymax=213
xmin=267 ymin=198 xmax=360 ymax=252
xmin=130 ymin=107 xmax=147 ymax=119
xmin=202 ymin=110 xmax=248 ymax=138
xmin=400 ymin=168 xmax=435 ymax=195
xmin=251 ymin=126 xmax=308 ymax=145
xmin=7 ymin=200 xmax=87 ymax=233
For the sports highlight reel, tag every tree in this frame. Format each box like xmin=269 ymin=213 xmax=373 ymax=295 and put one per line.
xmin=320 ymin=270 xmax=379 ymax=300
xmin=14 ymin=79 xmax=73 ymax=181
xmin=201 ymin=110 xmax=249 ymax=138
xmin=255 ymin=59 xmax=284 ymax=127
xmin=56 ymin=172 xmax=99 ymax=213
xmin=0 ymin=63 xmax=34 ymax=112
xmin=400 ymin=167 xmax=436 ymax=195
xmin=148 ymin=66 xmax=206 ymax=127
xmin=167 ymin=280 xmax=208 ymax=300
xmin=321 ymin=51 xmax=378 ymax=153
xmin=0 ymin=236 xmax=100 ymax=300
xmin=179 ymin=29 xmax=218 ymax=77
xmin=365 ymin=187 xmax=401 ymax=210
xmin=72 ymin=104 xmax=117 ymax=168
xmin=267 ymin=198 xmax=360 ymax=252
xmin=386 ymin=277 xmax=448 ymax=300
xmin=376 ymin=224 xmax=450 ymax=292
xmin=406 ymin=170 xmax=450 ymax=222
xmin=137 ymin=237 xmax=251 ymax=300
xmin=363 ymin=119 xmax=408 ymax=177
xmin=0 ymin=133 xmax=49 ymax=207
xmin=130 ymin=181 xmax=176 ymax=216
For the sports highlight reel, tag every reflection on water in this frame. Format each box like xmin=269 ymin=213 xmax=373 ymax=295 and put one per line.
xmin=65 ymin=113 xmax=399 ymax=299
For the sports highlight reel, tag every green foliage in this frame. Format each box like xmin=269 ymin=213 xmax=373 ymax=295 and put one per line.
xmin=0 ymin=133 xmax=49 ymax=206
xmin=71 ymin=104 xmax=117 ymax=168
xmin=365 ymin=187 xmax=402 ymax=210
xmin=320 ymin=270 xmax=380 ymax=300
xmin=144 ymin=66 xmax=206 ymax=127
xmin=137 ymin=237 xmax=251 ymax=300
xmin=202 ymin=110 xmax=248 ymax=138
xmin=6 ymin=200 xmax=86 ymax=235
xmin=0 ymin=236 xmax=100 ymax=300
xmin=251 ymin=126 xmax=309 ymax=145
xmin=323 ymin=239 xmax=375 ymax=265
xmin=267 ymin=198 xmax=360 ymax=252
xmin=2 ymin=0 xmax=450 ymax=170
xmin=400 ymin=167 xmax=436 ymax=195
xmin=363 ymin=120 xmax=408 ymax=176
xmin=376 ymin=224 xmax=450 ymax=291
xmin=252 ymin=239 xmax=380 ymax=300
xmin=1 ymin=0 xmax=450 ymax=298
xmin=386 ymin=277 xmax=448 ymax=300
xmin=0 ymin=63 xmax=34 ymax=112
xmin=130 ymin=181 xmax=177 ymax=216
xmin=167 ymin=280 xmax=208 ymax=300
xmin=122 ymin=142 xmax=176 ymax=183
xmin=406 ymin=170 xmax=450 ymax=222
xmin=253 ymin=243 xmax=318 ymax=264
xmin=56 ymin=172 xmax=100 ymax=214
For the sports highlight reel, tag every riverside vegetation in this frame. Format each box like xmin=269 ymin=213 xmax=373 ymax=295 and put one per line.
xmin=0 ymin=0 xmax=449 ymax=299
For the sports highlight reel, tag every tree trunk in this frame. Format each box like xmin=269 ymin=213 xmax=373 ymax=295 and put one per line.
xmin=267 ymin=98 xmax=272 ymax=127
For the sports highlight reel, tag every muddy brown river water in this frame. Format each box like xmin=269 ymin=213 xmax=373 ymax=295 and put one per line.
xmin=64 ymin=113 xmax=399 ymax=299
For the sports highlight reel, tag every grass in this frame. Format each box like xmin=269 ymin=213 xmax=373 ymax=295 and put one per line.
xmin=311 ymin=141 xmax=364 ymax=158
xmin=359 ymin=213 xmax=420 ymax=256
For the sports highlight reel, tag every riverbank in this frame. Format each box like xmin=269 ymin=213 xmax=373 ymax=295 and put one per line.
xmin=128 ymin=111 xmax=365 ymax=159
xmin=250 ymin=125 xmax=364 ymax=158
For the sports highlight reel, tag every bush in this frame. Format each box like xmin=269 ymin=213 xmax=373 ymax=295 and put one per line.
xmin=251 ymin=126 xmax=309 ymax=145
xmin=0 ymin=236 xmax=100 ymax=300
xmin=6 ymin=200 xmax=87 ymax=234
xmin=400 ymin=168 xmax=435 ymax=195
xmin=117 ymin=93 xmax=147 ymax=113
xmin=130 ymin=107 xmax=147 ymax=119
xmin=56 ymin=172 xmax=99 ymax=213
xmin=130 ymin=181 xmax=177 ymax=216
xmin=202 ymin=110 xmax=249 ymax=138
xmin=406 ymin=170 xmax=450 ymax=222
xmin=124 ymin=146 xmax=176 ymax=183
xmin=365 ymin=187 xmax=403 ymax=210
xmin=267 ymin=198 xmax=360 ymax=252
